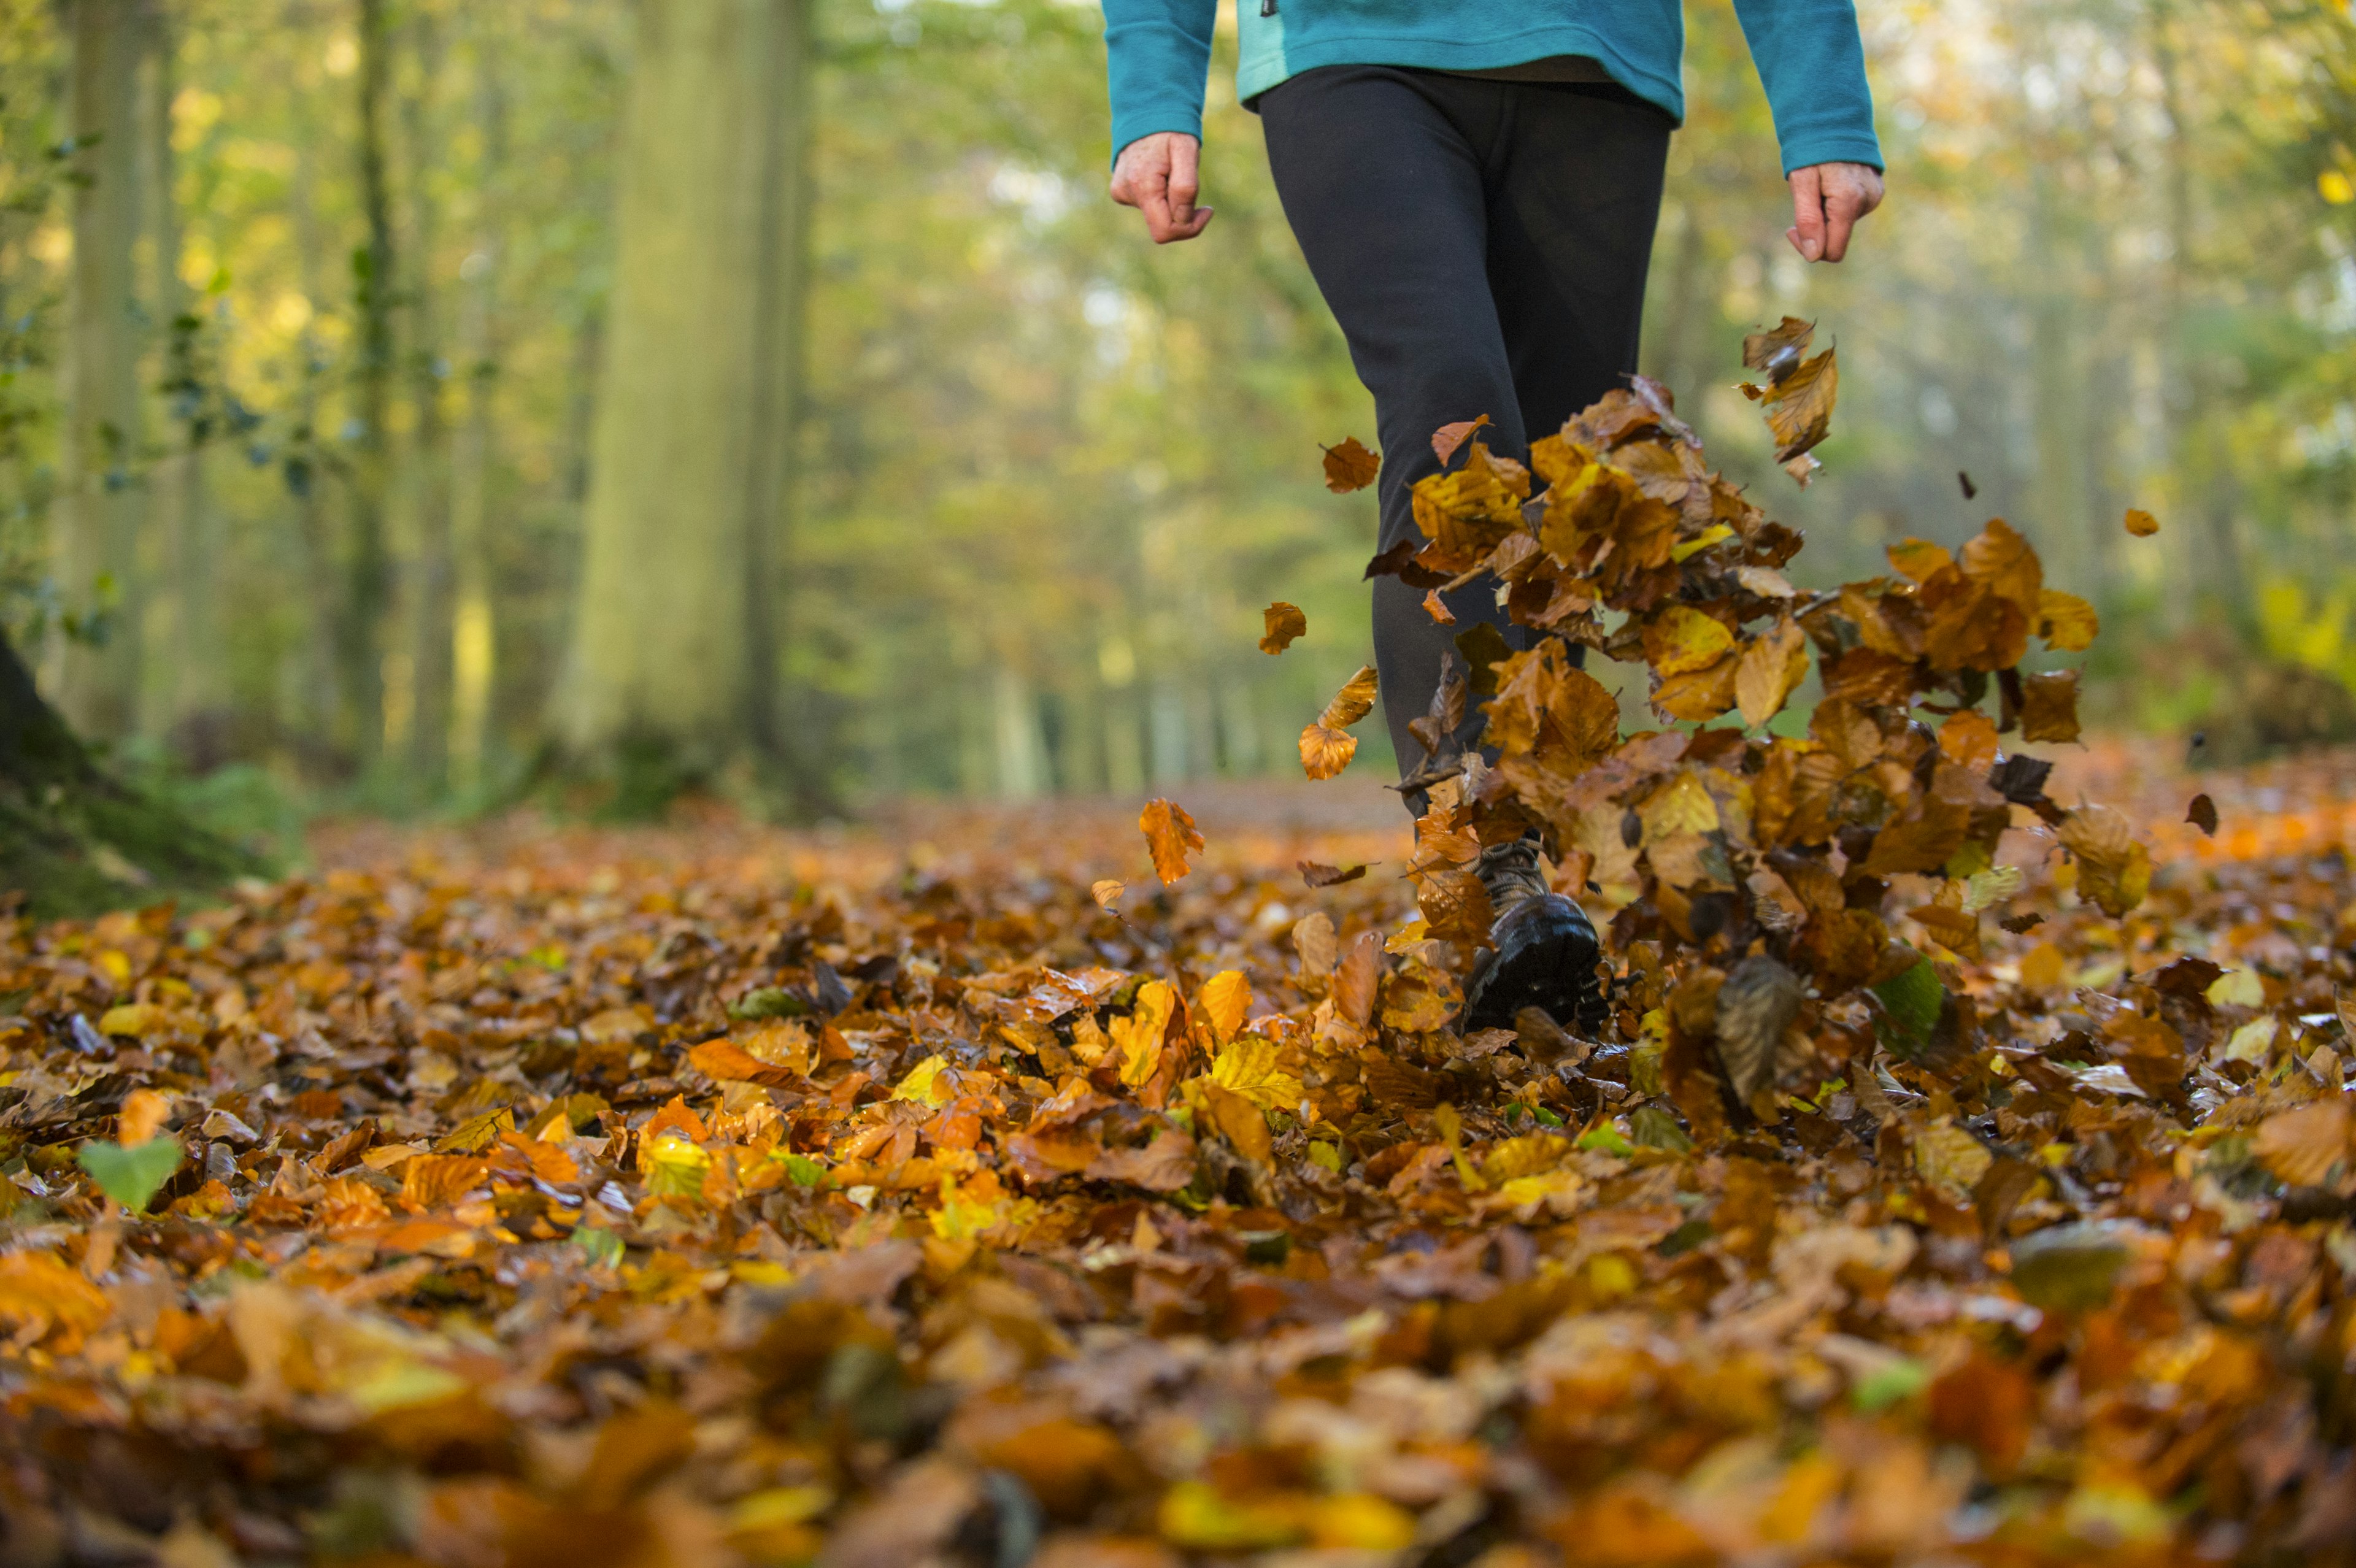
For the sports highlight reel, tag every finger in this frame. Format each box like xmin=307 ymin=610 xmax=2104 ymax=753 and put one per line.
xmin=1787 ymin=167 xmax=1825 ymax=262
xmin=1822 ymin=188 xmax=1862 ymax=262
xmin=1167 ymin=137 xmax=1201 ymax=227
xmin=1164 ymin=204 xmax=1214 ymax=243
xmin=1138 ymin=172 xmax=1177 ymax=241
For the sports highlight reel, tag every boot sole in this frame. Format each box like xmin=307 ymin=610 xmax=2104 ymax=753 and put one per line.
xmin=1463 ymin=899 xmax=1601 ymax=1034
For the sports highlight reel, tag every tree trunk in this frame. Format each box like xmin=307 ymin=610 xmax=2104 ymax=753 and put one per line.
xmin=400 ymin=6 xmax=453 ymax=793
xmin=558 ymin=0 xmax=810 ymax=794
xmin=54 ymin=0 xmax=148 ymax=742
xmin=342 ymin=0 xmax=397 ymax=767
xmin=141 ymin=0 xmax=218 ymax=743
xmin=448 ymin=18 xmax=508 ymax=799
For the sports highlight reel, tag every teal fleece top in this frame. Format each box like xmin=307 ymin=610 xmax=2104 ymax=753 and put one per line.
xmin=1104 ymin=0 xmax=1882 ymax=177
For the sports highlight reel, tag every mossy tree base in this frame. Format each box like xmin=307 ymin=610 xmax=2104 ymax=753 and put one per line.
xmin=0 ymin=628 xmax=261 ymax=919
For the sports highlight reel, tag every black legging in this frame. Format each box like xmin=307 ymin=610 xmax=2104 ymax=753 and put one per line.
xmin=1260 ymin=65 xmax=1671 ymax=790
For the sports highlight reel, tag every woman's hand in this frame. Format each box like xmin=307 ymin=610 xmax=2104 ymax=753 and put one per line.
xmin=1111 ymin=132 xmax=1214 ymax=244
xmin=1787 ymin=162 xmax=1884 ymax=262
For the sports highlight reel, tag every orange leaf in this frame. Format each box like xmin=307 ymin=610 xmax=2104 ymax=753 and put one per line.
xmin=1734 ymin=617 xmax=1809 ymax=729
xmin=1431 ymin=414 xmax=1491 ymax=466
xmin=1317 ymin=664 xmax=1379 ymax=730
xmin=2124 ymin=507 xmax=2159 ymax=536
xmin=1938 ymin=710 xmax=2001 ymax=771
xmin=1420 ymin=588 xmax=1457 ymax=626
xmin=2254 ymin=1099 xmax=2351 ymax=1187
xmin=1322 ymin=436 xmax=1380 ymax=493
xmin=118 ymin=1087 xmax=172 ymax=1147
xmin=399 ymin=1153 xmax=489 ymax=1214
xmin=1258 ymin=601 xmax=1307 ymax=655
xmin=1299 ymin=723 xmax=1360 ymax=781
xmin=1887 ymin=537 xmax=1952 ymax=582
xmin=1139 ymin=799 xmax=1205 ymax=885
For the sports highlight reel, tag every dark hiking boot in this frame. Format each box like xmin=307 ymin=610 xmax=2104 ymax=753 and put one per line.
xmin=1461 ymin=838 xmax=1604 ymax=1034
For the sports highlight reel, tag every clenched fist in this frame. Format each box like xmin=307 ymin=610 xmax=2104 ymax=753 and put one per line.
xmin=1111 ymin=131 xmax=1214 ymax=244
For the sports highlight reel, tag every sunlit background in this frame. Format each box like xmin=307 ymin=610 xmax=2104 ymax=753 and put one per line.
xmin=2 ymin=0 xmax=2352 ymax=848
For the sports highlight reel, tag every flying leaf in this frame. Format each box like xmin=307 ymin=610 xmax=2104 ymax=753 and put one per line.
xmin=2037 ymin=590 xmax=2098 ymax=653
xmin=1734 ymin=617 xmax=1809 ymax=729
xmin=1741 ymin=315 xmax=1814 ymax=380
xmin=2057 ymin=804 xmax=2152 ymax=917
xmin=1298 ymin=860 xmax=1367 ymax=888
xmin=1317 ymin=665 xmax=1379 ymax=730
xmin=77 ymin=1138 xmax=182 ymax=1212
xmin=1431 ymin=414 xmax=1491 ymax=466
xmin=2124 ymin=507 xmax=2159 ymax=537
xmin=117 ymin=1087 xmax=171 ymax=1147
xmin=1642 ymin=604 xmax=1736 ymax=677
xmin=1420 ymin=588 xmax=1456 ymax=626
xmin=1139 ymin=798 xmax=1205 ymax=884
xmin=1715 ymin=954 xmax=1801 ymax=1104
xmin=1299 ymin=724 xmax=1358 ymax=781
xmin=1258 ymin=602 xmax=1307 ymax=655
xmin=2187 ymin=793 xmax=2217 ymax=837
xmin=2020 ymin=669 xmax=2082 ymax=744
xmin=1887 ymin=538 xmax=1953 ymax=582
xmin=1090 ymin=878 xmax=1125 ymax=909
xmin=1322 ymin=436 xmax=1380 ymax=493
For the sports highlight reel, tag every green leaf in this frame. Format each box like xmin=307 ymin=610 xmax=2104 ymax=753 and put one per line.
xmin=731 ymin=986 xmax=811 ymax=1021
xmin=780 ymin=1153 xmax=828 ymax=1188
xmin=76 ymin=1138 xmax=182 ymax=1212
xmin=1850 ymin=1356 xmax=1930 ymax=1412
xmin=572 ymin=1226 xmax=625 ymax=1268
xmin=1576 ymin=1124 xmax=1632 ymax=1156
xmin=1871 ymin=956 xmax=1944 ymax=1061
xmin=2009 ymin=1221 xmax=2133 ymax=1312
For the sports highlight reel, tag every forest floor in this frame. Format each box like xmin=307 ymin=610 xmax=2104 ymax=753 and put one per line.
xmin=1 ymin=735 xmax=2354 ymax=1567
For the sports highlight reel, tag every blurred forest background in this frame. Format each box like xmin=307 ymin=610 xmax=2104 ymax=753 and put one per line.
xmin=5 ymin=0 xmax=2356 ymax=856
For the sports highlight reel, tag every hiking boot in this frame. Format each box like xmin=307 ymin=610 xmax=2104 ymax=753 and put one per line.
xmin=1461 ymin=838 xmax=1604 ymax=1034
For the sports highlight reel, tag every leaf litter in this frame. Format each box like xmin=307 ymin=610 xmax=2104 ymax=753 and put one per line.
xmin=0 ymin=382 xmax=2354 ymax=1567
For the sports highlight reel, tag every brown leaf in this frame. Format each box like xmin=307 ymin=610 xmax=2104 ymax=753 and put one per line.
xmin=1420 ymin=588 xmax=1457 ymax=626
xmin=1887 ymin=537 xmax=1953 ymax=582
xmin=2057 ymin=804 xmax=2152 ymax=917
xmin=2187 ymin=793 xmax=2218 ymax=837
xmin=2254 ymin=1099 xmax=2351 ymax=1188
xmin=1431 ymin=413 xmax=1491 ymax=466
xmin=1322 ymin=435 xmax=1380 ymax=493
xmin=1334 ymin=931 xmax=1382 ymax=1028
xmin=1090 ymin=878 xmax=1125 ymax=909
xmin=1742 ymin=315 xmax=1815 ymax=378
xmin=1758 ymin=346 xmax=1838 ymax=463
xmin=399 ymin=1153 xmax=488 ymax=1214
xmin=1298 ymin=859 xmax=1368 ymax=888
xmin=1715 ymin=955 xmax=1801 ymax=1103
xmin=1139 ymin=798 xmax=1204 ymax=885
xmin=2020 ymin=669 xmax=2082 ymax=744
xmin=2125 ymin=507 xmax=2160 ymax=536
xmin=1258 ymin=601 xmax=1307 ymax=655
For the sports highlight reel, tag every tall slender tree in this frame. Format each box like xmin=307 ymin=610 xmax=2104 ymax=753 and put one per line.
xmin=400 ymin=3 xmax=454 ymax=790
xmin=448 ymin=13 xmax=507 ymax=798
xmin=342 ymin=0 xmax=397 ymax=767
xmin=558 ymin=0 xmax=810 ymax=795
xmin=54 ymin=0 xmax=147 ymax=740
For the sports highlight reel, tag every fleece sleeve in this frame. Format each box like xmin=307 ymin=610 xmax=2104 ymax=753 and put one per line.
xmin=1104 ymin=0 xmax=1220 ymax=164
xmin=1727 ymin=0 xmax=1884 ymax=175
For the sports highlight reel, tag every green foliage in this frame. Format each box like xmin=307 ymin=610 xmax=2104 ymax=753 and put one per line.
xmin=1871 ymin=958 xmax=1945 ymax=1063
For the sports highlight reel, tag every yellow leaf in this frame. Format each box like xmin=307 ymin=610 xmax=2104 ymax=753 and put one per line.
xmin=1207 ymin=1035 xmax=1304 ymax=1113
xmin=891 ymin=1054 xmax=954 ymax=1105
xmin=1639 ymin=771 xmax=1721 ymax=841
xmin=1642 ymin=604 xmax=1735 ymax=676
xmin=1139 ymin=797 xmax=1205 ymax=883
xmin=2038 ymin=589 xmax=2099 ymax=652
xmin=1198 ymin=970 xmax=1250 ymax=1043
xmin=1914 ymin=1120 xmax=1993 ymax=1198
xmin=2124 ymin=507 xmax=2160 ymax=537
xmin=644 ymin=1133 xmax=713 ymax=1199
xmin=1114 ymin=980 xmax=1177 ymax=1088
xmin=99 ymin=1004 xmax=160 ymax=1038
xmin=1669 ymin=523 xmax=1734 ymax=562
xmin=1090 ymin=878 xmax=1124 ymax=910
